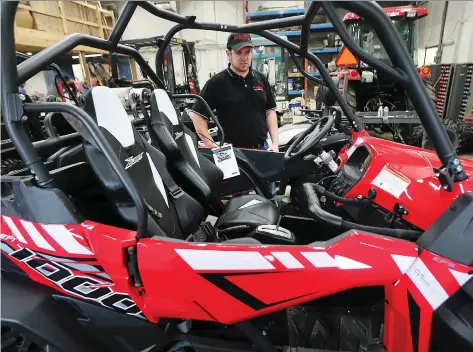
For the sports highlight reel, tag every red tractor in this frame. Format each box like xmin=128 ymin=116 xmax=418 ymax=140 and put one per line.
xmin=338 ymin=5 xmax=432 ymax=113
xmin=336 ymin=5 xmax=473 ymax=153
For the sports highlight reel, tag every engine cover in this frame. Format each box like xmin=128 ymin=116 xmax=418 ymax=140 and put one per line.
xmin=336 ymin=131 xmax=473 ymax=230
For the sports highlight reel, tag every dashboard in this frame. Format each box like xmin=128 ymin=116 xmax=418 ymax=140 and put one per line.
xmin=330 ymin=145 xmax=372 ymax=197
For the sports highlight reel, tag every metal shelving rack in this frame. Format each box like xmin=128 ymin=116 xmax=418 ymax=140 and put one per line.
xmin=242 ymin=1 xmax=340 ymax=100
xmin=430 ymin=63 xmax=473 ymax=122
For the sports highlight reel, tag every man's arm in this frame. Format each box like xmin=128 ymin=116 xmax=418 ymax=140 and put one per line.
xmin=188 ymin=79 xmax=217 ymax=147
xmin=266 ymin=109 xmax=279 ymax=152
xmin=263 ymin=74 xmax=278 ymax=152
xmin=190 ymin=112 xmax=216 ymax=147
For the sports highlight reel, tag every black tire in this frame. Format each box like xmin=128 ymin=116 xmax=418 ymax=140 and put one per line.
xmin=423 ymin=80 xmax=437 ymax=105
xmin=425 ymin=120 xmax=460 ymax=151
xmin=284 ymin=300 xmax=385 ymax=352
xmin=316 ymin=85 xmax=337 ymax=110
xmin=1 ymin=326 xmax=44 ymax=352
xmin=408 ymin=126 xmax=424 ymax=147
xmin=312 ymin=14 xmax=327 ymax=24
xmin=410 ymin=119 xmax=473 ymax=154
xmin=443 ymin=119 xmax=459 ymax=151
xmin=346 ymin=85 xmax=357 ymax=113
xmin=411 ymin=120 xmax=460 ymax=152
xmin=408 ymin=79 xmax=473 ymax=154
xmin=447 ymin=119 xmax=473 ymax=154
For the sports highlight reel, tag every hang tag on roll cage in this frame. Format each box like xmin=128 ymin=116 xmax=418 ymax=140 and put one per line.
xmin=212 ymin=144 xmax=240 ymax=179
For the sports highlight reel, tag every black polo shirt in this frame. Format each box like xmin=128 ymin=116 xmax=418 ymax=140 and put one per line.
xmin=189 ymin=66 xmax=276 ymax=149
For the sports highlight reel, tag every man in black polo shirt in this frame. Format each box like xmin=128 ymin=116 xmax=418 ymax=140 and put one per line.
xmin=189 ymin=33 xmax=279 ymax=152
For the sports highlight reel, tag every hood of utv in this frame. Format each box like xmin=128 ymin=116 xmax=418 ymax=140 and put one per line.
xmin=342 ymin=134 xmax=473 ymax=230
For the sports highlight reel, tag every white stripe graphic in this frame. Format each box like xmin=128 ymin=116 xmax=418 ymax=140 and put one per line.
xmin=407 ymin=258 xmax=449 ymax=309
xmin=153 ymin=89 xmax=179 ymax=125
xmin=301 ymin=252 xmax=337 ymax=268
xmin=391 ymin=254 xmax=417 ymax=274
xmin=146 ymin=153 xmax=169 ymax=207
xmin=41 ymin=224 xmax=93 ymax=255
xmin=3 ymin=216 xmax=27 ymax=243
xmin=449 ymin=269 xmax=472 ymax=286
xmin=20 ymin=220 xmax=55 ymax=251
xmin=334 ymin=255 xmax=371 ymax=269
xmin=271 ymin=252 xmax=304 ymax=269
xmin=175 ymin=249 xmax=275 ymax=270
xmin=301 ymin=252 xmax=371 ymax=270
xmin=185 ymin=133 xmax=200 ymax=167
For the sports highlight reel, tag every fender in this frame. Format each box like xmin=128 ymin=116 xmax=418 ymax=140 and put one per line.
xmin=1 ymin=269 xmax=107 ymax=352
xmin=1 ymin=268 xmax=161 ymax=352
xmin=53 ymin=295 xmax=163 ymax=352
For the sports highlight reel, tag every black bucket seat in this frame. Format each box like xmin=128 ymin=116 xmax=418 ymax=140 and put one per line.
xmin=147 ymin=89 xmax=280 ymax=237
xmin=79 ymin=86 xmax=262 ymax=244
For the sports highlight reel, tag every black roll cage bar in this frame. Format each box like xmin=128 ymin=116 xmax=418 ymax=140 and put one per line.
xmin=1 ymin=1 xmax=467 ymax=242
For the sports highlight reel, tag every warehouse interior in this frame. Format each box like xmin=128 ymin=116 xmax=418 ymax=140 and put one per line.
xmin=9 ymin=1 xmax=473 ymax=153
xmin=1 ymin=1 xmax=473 ymax=352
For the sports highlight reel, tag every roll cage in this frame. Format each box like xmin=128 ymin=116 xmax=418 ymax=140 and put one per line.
xmin=1 ymin=1 xmax=467 ymax=242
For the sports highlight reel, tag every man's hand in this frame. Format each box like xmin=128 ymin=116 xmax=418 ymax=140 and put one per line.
xmin=267 ymin=143 xmax=279 ymax=152
xmin=190 ymin=112 xmax=216 ymax=147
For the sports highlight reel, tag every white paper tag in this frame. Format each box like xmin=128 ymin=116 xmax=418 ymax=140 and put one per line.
xmin=212 ymin=144 xmax=240 ymax=179
xmin=371 ymin=166 xmax=410 ymax=198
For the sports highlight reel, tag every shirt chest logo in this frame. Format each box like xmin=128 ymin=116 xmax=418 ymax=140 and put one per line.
xmin=253 ymin=85 xmax=264 ymax=91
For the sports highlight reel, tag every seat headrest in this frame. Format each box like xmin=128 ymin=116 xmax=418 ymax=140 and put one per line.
xmin=83 ymin=86 xmax=135 ymax=147
xmin=152 ymin=89 xmax=179 ymax=126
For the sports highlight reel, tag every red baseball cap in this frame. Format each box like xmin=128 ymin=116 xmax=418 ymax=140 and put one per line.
xmin=227 ymin=33 xmax=254 ymax=51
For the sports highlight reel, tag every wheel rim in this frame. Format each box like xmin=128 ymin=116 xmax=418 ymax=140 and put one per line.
xmin=1 ymin=326 xmax=44 ymax=352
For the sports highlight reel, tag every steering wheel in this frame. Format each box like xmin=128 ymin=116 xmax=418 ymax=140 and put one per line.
xmin=284 ymin=115 xmax=335 ymax=161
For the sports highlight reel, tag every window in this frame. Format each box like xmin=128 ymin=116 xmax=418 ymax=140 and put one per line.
xmin=347 ymin=20 xmax=413 ymax=64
